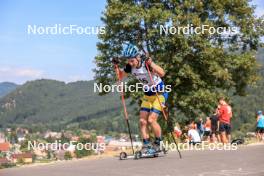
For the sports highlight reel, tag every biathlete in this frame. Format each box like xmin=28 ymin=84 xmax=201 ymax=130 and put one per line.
xmin=113 ymin=43 xmax=168 ymax=152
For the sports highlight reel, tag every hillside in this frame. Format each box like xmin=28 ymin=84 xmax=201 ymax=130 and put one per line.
xmin=0 ymin=82 xmax=18 ymax=97
xmin=0 ymin=79 xmax=138 ymax=133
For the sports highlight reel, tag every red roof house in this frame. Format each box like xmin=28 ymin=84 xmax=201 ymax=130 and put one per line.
xmin=0 ymin=142 xmax=10 ymax=152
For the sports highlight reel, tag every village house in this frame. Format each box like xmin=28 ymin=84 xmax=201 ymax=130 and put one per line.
xmin=33 ymin=148 xmax=47 ymax=159
xmin=71 ymin=136 xmax=80 ymax=142
xmin=11 ymin=153 xmax=33 ymax=164
xmin=16 ymin=128 xmax=29 ymax=142
xmin=5 ymin=128 xmax=11 ymax=134
xmin=44 ymin=131 xmax=62 ymax=139
xmin=0 ymin=142 xmax=11 ymax=153
xmin=0 ymin=157 xmax=10 ymax=165
xmin=0 ymin=133 xmax=6 ymax=143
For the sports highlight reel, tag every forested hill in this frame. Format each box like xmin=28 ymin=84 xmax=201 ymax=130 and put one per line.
xmin=230 ymin=48 xmax=264 ymax=136
xmin=0 ymin=82 xmax=18 ymax=97
xmin=0 ymin=79 xmax=139 ymax=133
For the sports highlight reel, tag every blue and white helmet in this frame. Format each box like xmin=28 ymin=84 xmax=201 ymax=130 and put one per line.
xmin=257 ymin=110 xmax=262 ymax=115
xmin=123 ymin=43 xmax=139 ymax=58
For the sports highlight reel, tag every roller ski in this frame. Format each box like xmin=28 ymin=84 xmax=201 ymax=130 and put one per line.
xmin=119 ymin=143 xmax=168 ymax=160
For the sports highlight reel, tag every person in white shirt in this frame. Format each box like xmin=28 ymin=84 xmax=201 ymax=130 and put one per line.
xmin=188 ymin=125 xmax=201 ymax=145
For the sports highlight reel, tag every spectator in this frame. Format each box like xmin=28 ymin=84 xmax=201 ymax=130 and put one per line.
xmin=196 ymin=118 xmax=204 ymax=138
xmin=210 ymin=109 xmax=220 ymax=143
xmin=188 ymin=124 xmax=201 ymax=145
xmin=174 ymin=124 xmax=182 ymax=138
xmin=203 ymin=117 xmax=211 ymax=142
xmin=189 ymin=120 xmax=197 ymax=130
xmin=256 ymin=110 xmax=264 ymax=142
xmin=217 ymin=97 xmax=232 ymax=144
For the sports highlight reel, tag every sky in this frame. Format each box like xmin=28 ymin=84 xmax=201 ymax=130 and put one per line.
xmin=0 ymin=0 xmax=263 ymax=84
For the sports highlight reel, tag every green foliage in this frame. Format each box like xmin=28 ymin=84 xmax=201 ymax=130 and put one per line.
xmin=64 ymin=151 xmax=72 ymax=160
xmin=74 ymin=137 xmax=95 ymax=158
xmin=0 ymin=79 xmax=140 ymax=135
xmin=20 ymin=140 xmax=31 ymax=152
xmin=0 ymin=79 xmax=128 ymax=132
xmin=60 ymin=133 xmax=70 ymax=144
xmin=231 ymin=62 xmax=264 ymax=134
xmin=0 ymin=151 xmax=6 ymax=158
xmin=46 ymin=150 xmax=54 ymax=159
xmin=0 ymin=163 xmax=16 ymax=169
xmin=46 ymin=136 xmax=55 ymax=143
xmin=17 ymin=158 xmax=25 ymax=164
xmin=79 ymin=114 xmax=139 ymax=134
xmin=32 ymin=153 xmax=37 ymax=162
xmin=95 ymin=0 xmax=263 ymax=122
xmin=10 ymin=131 xmax=18 ymax=144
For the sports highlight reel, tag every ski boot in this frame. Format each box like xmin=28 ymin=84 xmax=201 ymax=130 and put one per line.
xmin=134 ymin=143 xmax=159 ymax=159
xmin=152 ymin=140 xmax=168 ymax=155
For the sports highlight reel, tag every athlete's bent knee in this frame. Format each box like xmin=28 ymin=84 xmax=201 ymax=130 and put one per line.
xmin=140 ymin=118 xmax=147 ymax=126
xmin=148 ymin=115 xmax=157 ymax=124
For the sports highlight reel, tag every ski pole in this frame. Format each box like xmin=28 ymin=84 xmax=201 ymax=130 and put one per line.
xmin=144 ymin=56 xmax=182 ymax=159
xmin=113 ymin=63 xmax=135 ymax=154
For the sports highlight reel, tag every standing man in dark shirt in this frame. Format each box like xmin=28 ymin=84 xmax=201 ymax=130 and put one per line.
xmin=210 ymin=109 xmax=220 ymax=143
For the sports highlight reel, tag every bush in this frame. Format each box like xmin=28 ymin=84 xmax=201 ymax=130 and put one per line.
xmin=64 ymin=151 xmax=72 ymax=160
xmin=0 ymin=163 xmax=16 ymax=169
xmin=232 ymin=130 xmax=246 ymax=139
xmin=17 ymin=158 xmax=25 ymax=164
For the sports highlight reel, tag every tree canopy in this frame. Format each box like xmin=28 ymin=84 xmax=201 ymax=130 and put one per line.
xmin=95 ymin=0 xmax=264 ymax=119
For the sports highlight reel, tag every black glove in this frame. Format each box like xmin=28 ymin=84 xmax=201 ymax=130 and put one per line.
xmin=141 ymin=54 xmax=152 ymax=66
xmin=145 ymin=57 xmax=152 ymax=66
xmin=141 ymin=54 xmax=147 ymax=61
xmin=112 ymin=57 xmax=120 ymax=65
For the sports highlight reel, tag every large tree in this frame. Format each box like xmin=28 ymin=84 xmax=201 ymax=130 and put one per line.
xmin=94 ymin=0 xmax=263 ymax=121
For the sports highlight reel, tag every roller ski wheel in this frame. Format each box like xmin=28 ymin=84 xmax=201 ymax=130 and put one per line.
xmin=134 ymin=151 xmax=142 ymax=160
xmin=162 ymin=148 xmax=168 ymax=154
xmin=153 ymin=153 xmax=159 ymax=157
xmin=119 ymin=152 xmax=127 ymax=160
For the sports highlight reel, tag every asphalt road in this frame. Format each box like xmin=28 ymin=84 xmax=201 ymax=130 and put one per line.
xmin=1 ymin=145 xmax=264 ymax=176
